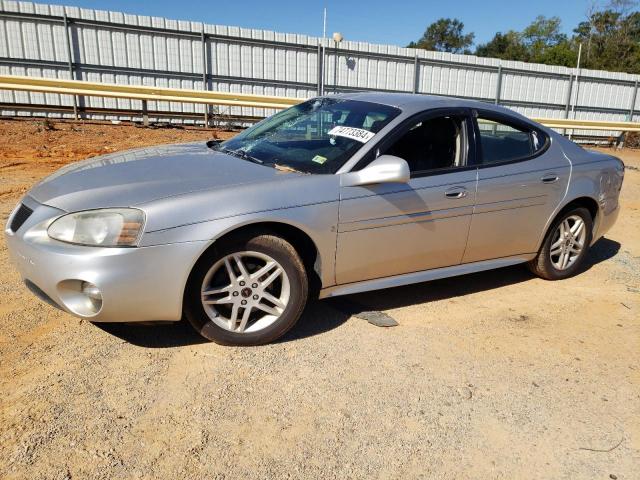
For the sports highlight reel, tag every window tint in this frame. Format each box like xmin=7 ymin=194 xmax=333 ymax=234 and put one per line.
xmin=477 ymin=116 xmax=542 ymax=164
xmin=382 ymin=115 xmax=465 ymax=173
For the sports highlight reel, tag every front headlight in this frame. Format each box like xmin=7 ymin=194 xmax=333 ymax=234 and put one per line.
xmin=47 ymin=208 xmax=145 ymax=247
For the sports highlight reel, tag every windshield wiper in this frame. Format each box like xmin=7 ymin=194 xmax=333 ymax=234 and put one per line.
xmin=220 ymin=147 xmax=264 ymax=165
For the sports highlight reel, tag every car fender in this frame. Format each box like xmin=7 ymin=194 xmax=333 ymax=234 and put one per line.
xmin=140 ymin=200 xmax=340 ymax=289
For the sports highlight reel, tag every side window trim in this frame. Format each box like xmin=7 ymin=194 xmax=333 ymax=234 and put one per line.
xmin=351 ymin=107 xmax=477 ymax=176
xmin=471 ymin=108 xmax=550 ymax=167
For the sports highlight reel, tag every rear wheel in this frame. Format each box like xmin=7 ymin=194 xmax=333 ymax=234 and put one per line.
xmin=184 ymin=234 xmax=308 ymax=346
xmin=528 ymin=207 xmax=593 ymax=280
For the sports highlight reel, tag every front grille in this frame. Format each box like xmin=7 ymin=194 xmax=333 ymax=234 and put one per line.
xmin=9 ymin=204 xmax=33 ymax=232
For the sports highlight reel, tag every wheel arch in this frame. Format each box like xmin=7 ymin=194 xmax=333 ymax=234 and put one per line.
xmin=186 ymin=220 xmax=324 ymax=299
xmin=560 ymin=196 xmax=599 ymax=222
xmin=536 ymin=195 xmax=600 ymax=252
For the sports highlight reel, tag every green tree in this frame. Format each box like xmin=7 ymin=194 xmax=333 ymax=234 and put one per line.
xmin=476 ymin=16 xmax=577 ymax=67
xmin=521 ymin=16 xmax=571 ymax=63
xmin=574 ymin=7 xmax=640 ymax=73
xmin=409 ymin=4 xmax=640 ymax=73
xmin=407 ymin=18 xmax=475 ymax=54
xmin=475 ymin=31 xmax=528 ymax=61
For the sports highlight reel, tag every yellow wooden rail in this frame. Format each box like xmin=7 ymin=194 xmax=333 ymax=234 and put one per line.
xmin=531 ymin=117 xmax=640 ymax=132
xmin=1 ymin=75 xmax=639 ymax=131
xmin=0 ymin=75 xmax=300 ymax=109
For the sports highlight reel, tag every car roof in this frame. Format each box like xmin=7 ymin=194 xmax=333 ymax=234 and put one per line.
xmin=329 ymin=91 xmax=531 ymax=122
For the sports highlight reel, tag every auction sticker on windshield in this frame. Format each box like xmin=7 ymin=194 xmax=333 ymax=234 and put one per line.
xmin=328 ymin=126 xmax=375 ymax=143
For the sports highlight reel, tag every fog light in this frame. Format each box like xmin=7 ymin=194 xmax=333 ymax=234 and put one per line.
xmin=81 ymin=281 xmax=103 ymax=311
xmin=82 ymin=281 xmax=101 ymax=300
xmin=57 ymin=279 xmax=103 ymax=317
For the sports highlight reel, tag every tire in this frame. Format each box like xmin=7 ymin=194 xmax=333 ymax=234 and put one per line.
xmin=528 ymin=206 xmax=593 ymax=280
xmin=184 ymin=234 xmax=308 ymax=346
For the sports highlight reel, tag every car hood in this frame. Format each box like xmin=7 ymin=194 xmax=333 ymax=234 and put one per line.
xmin=27 ymin=142 xmax=300 ymax=212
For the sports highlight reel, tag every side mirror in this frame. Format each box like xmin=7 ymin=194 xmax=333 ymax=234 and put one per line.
xmin=341 ymin=155 xmax=410 ymax=187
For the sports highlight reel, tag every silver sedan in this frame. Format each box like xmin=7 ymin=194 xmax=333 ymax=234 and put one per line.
xmin=5 ymin=93 xmax=624 ymax=345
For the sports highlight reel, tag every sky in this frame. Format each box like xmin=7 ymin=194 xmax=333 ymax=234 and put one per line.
xmin=56 ymin=0 xmax=599 ymax=47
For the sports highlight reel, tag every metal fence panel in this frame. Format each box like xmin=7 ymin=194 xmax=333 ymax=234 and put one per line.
xmin=0 ymin=0 xmax=639 ymax=134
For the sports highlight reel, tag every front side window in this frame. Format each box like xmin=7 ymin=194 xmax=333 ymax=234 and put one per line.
xmin=382 ymin=115 xmax=467 ymax=174
xmin=476 ymin=115 xmax=544 ymax=164
xmin=218 ymin=98 xmax=400 ymax=174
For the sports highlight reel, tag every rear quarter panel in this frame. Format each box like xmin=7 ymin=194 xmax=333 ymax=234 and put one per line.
xmin=544 ymin=136 xmax=624 ymax=247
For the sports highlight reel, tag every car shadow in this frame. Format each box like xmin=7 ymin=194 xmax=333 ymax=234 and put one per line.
xmin=95 ymin=237 xmax=621 ymax=347
xmin=95 ymin=320 xmax=209 ymax=348
xmin=582 ymin=236 xmax=621 ymax=270
xmin=280 ymin=263 xmax=534 ymax=342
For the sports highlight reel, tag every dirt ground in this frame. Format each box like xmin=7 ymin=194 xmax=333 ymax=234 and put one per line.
xmin=0 ymin=119 xmax=638 ymax=479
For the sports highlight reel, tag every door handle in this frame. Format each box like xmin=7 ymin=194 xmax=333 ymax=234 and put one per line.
xmin=541 ymin=174 xmax=559 ymax=184
xmin=444 ymin=187 xmax=467 ymax=199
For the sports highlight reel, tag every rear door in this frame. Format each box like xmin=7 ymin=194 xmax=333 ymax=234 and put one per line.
xmin=335 ymin=108 xmax=477 ymax=285
xmin=462 ymin=110 xmax=571 ymax=263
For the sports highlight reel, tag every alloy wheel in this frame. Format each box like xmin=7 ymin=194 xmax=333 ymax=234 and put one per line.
xmin=549 ymin=214 xmax=587 ymax=270
xmin=201 ymin=251 xmax=290 ymax=333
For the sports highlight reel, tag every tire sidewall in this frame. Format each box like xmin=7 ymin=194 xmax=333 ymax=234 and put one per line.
xmin=184 ymin=236 xmax=308 ymax=346
xmin=540 ymin=207 xmax=593 ymax=279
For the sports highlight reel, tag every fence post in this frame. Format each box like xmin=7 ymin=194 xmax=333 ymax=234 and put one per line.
xmin=561 ymin=72 xmax=575 ymax=136
xmin=201 ymin=26 xmax=209 ymax=128
xmin=569 ymin=68 xmax=582 ymax=140
xmin=618 ymin=79 xmax=640 ymax=149
xmin=629 ymin=80 xmax=638 ymax=120
xmin=317 ymin=43 xmax=324 ymax=96
xmin=494 ymin=65 xmax=503 ymax=105
xmin=413 ymin=53 xmax=419 ymax=94
xmin=62 ymin=13 xmax=79 ymax=120
xmin=142 ymin=99 xmax=149 ymax=126
xmin=564 ymin=72 xmax=574 ymax=118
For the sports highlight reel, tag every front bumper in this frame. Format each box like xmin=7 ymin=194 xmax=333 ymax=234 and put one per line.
xmin=5 ymin=197 xmax=207 ymax=322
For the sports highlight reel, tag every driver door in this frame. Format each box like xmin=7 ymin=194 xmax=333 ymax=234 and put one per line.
xmin=335 ymin=109 xmax=477 ymax=285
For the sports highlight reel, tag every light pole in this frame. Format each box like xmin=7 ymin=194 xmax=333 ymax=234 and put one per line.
xmin=322 ymin=8 xmax=327 ymax=42
xmin=332 ymin=32 xmax=343 ymax=93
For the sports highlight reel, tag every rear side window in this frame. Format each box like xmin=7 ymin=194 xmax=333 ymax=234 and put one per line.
xmin=476 ymin=116 xmax=544 ymax=164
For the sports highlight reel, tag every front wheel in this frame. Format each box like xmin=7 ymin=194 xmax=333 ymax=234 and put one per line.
xmin=184 ymin=234 xmax=308 ymax=346
xmin=528 ymin=206 xmax=593 ymax=280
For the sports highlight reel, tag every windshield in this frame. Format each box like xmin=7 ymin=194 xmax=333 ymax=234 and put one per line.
xmin=217 ymin=98 xmax=401 ymax=174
